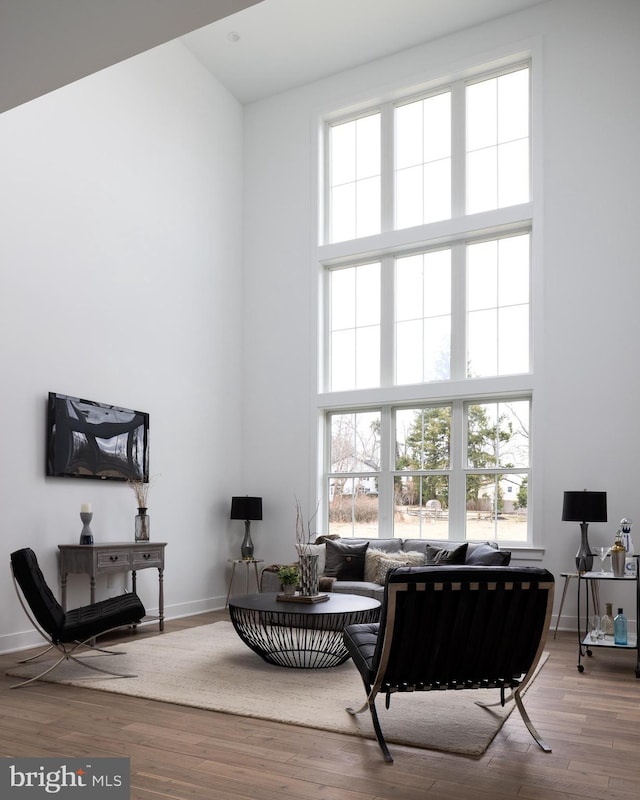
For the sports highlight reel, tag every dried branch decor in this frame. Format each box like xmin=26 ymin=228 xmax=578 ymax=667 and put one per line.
xmin=129 ymin=479 xmax=151 ymax=509
xmin=295 ymin=495 xmax=320 ymax=548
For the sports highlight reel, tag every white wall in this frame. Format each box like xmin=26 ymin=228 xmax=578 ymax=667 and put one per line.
xmin=2 ymin=0 xmax=639 ymax=653
xmin=242 ymin=0 xmax=640 ymax=630
xmin=0 ymin=41 xmax=245 ymax=651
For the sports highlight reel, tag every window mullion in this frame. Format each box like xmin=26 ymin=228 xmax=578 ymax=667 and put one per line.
xmin=380 ymin=102 xmax=395 ymax=232
xmin=378 ymin=406 xmax=392 ymax=532
xmin=321 ymin=121 xmax=330 ymax=245
xmin=451 ymin=78 xmax=466 ymax=218
xmin=380 ymin=255 xmax=394 ymax=387
xmin=450 ymin=242 xmax=466 ymax=381
xmin=319 ymin=266 xmax=330 ymax=393
xmin=447 ymin=399 xmax=466 ymax=535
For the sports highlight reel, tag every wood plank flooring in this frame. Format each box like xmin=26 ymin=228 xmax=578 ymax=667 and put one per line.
xmin=1 ymin=611 xmax=639 ymax=800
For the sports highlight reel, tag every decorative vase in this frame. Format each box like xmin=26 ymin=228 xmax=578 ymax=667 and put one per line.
xmin=79 ymin=511 xmax=93 ymax=545
xmin=135 ymin=507 xmax=150 ymax=542
xmin=298 ymin=552 xmax=319 ymax=596
xmin=282 ymin=583 xmax=296 ymax=596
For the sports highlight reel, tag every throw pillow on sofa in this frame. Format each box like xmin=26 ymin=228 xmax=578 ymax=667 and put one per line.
xmin=324 ymin=539 xmax=369 ymax=580
xmin=465 ymin=542 xmax=512 ymax=565
xmin=425 ymin=542 xmax=468 ymax=564
xmin=365 ymin=548 xmax=425 ymax=583
xmin=367 ymin=550 xmax=426 ymax=584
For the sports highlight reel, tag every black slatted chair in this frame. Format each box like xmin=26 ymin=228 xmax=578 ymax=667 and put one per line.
xmin=9 ymin=547 xmax=146 ymax=688
xmin=343 ymin=564 xmax=555 ymax=763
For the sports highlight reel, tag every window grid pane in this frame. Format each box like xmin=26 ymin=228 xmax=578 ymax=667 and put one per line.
xmin=466 ymin=233 xmax=530 ymax=378
xmin=466 ymin=400 xmax=530 ymax=470
xmin=465 ymin=473 xmax=529 ymax=542
xmin=395 ymin=407 xmax=451 ymax=471
xmin=466 ymin=66 xmax=529 ymax=214
xmin=395 ymin=251 xmax=451 ymax=384
xmin=464 ymin=398 xmax=530 ymax=542
xmin=329 ymin=263 xmax=381 ymax=391
xmin=394 ymin=475 xmax=450 ymax=538
xmin=328 ymin=410 xmax=381 ymax=538
xmin=395 ymin=92 xmax=452 ymax=228
xmin=393 ymin=406 xmax=451 ymax=537
xmin=329 ymin=114 xmax=381 ymax=243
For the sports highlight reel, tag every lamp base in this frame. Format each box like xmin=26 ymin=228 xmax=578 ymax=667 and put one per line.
xmin=241 ymin=520 xmax=254 ymax=560
xmin=575 ymin=522 xmax=593 ymax=573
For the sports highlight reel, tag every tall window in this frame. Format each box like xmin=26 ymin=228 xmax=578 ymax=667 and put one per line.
xmin=319 ymin=60 xmax=534 ymax=545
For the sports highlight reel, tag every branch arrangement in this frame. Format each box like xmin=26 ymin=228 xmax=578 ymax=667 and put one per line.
xmin=295 ymin=495 xmax=320 ymax=548
xmin=129 ymin=478 xmax=151 ymax=509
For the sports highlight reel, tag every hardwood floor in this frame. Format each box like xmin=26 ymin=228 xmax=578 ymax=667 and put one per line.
xmin=1 ymin=612 xmax=639 ymax=800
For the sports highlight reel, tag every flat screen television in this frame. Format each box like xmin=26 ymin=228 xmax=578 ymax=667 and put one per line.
xmin=46 ymin=392 xmax=149 ymax=481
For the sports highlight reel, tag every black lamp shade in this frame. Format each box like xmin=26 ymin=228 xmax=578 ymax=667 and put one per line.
xmin=562 ymin=491 xmax=607 ymax=523
xmin=230 ymin=496 xmax=263 ymax=521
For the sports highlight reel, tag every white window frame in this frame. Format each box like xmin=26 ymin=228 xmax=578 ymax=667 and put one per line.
xmin=312 ymin=45 xmax=543 ymax=557
xmin=324 ymin=394 xmax=531 ymax=545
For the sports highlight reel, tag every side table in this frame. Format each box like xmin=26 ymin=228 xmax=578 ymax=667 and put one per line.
xmin=576 ymin=564 xmax=640 ymax=677
xmin=554 ymin=572 xmax=601 ymax=638
xmin=225 ymin=558 xmax=263 ymax=606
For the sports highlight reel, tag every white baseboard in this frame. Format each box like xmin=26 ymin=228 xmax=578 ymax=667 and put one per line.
xmin=0 ymin=597 xmax=227 ymax=656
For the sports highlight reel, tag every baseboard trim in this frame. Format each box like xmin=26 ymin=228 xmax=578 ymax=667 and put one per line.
xmin=0 ymin=597 xmax=227 ymax=655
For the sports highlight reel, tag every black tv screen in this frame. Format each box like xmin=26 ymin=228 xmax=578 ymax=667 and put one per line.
xmin=46 ymin=392 xmax=149 ymax=481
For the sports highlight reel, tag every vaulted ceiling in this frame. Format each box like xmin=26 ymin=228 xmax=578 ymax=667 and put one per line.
xmin=182 ymin=0 xmax=548 ymax=104
xmin=0 ymin=0 xmax=260 ymax=114
xmin=1 ymin=0 xmax=547 ymax=114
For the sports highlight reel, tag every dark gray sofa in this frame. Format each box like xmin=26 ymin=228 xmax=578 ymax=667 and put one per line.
xmin=260 ymin=536 xmax=511 ymax=601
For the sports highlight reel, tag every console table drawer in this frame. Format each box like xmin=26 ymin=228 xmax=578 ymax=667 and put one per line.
xmin=132 ymin=548 xmax=164 ymax=569
xmin=97 ymin=550 xmax=132 ymax=570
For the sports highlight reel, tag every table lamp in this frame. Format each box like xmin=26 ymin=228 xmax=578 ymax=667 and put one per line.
xmin=230 ymin=496 xmax=263 ymax=560
xmin=562 ymin=490 xmax=607 ymax=573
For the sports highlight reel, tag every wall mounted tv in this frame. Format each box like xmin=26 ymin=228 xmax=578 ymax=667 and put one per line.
xmin=46 ymin=392 xmax=149 ymax=482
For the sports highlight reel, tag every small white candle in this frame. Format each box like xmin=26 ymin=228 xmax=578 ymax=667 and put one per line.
xmin=80 ymin=503 xmax=91 ymax=514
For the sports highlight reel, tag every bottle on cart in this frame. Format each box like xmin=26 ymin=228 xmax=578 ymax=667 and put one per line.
xmin=601 ymin=603 xmax=614 ymax=637
xmin=614 ymin=608 xmax=628 ymax=646
xmin=620 ymin=518 xmax=634 ymax=555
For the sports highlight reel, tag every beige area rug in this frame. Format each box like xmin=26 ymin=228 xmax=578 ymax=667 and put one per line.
xmin=7 ymin=622 xmax=548 ymax=757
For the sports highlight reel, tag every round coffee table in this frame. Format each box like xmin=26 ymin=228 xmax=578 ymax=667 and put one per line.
xmin=228 ymin=592 xmax=380 ymax=669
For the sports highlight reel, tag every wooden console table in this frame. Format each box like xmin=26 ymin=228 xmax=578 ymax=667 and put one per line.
xmin=58 ymin=542 xmax=166 ymax=631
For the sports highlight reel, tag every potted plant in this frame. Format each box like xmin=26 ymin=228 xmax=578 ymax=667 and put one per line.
xmin=278 ymin=565 xmax=300 ymax=595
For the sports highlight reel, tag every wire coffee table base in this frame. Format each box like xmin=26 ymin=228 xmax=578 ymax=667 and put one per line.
xmin=228 ymin=592 xmax=380 ymax=669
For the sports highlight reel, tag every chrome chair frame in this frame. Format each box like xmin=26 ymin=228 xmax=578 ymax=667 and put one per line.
xmin=343 ymin=565 xmax=555 ymax=763
xmin=9 ymin=548 xmax=146 ymax=689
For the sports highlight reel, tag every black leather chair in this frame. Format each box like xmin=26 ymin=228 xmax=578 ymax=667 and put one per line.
xmin=343 ymin=564 xmax=555 ymax=762
xmin=9 ymin=547 xmax=146 ymax=688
